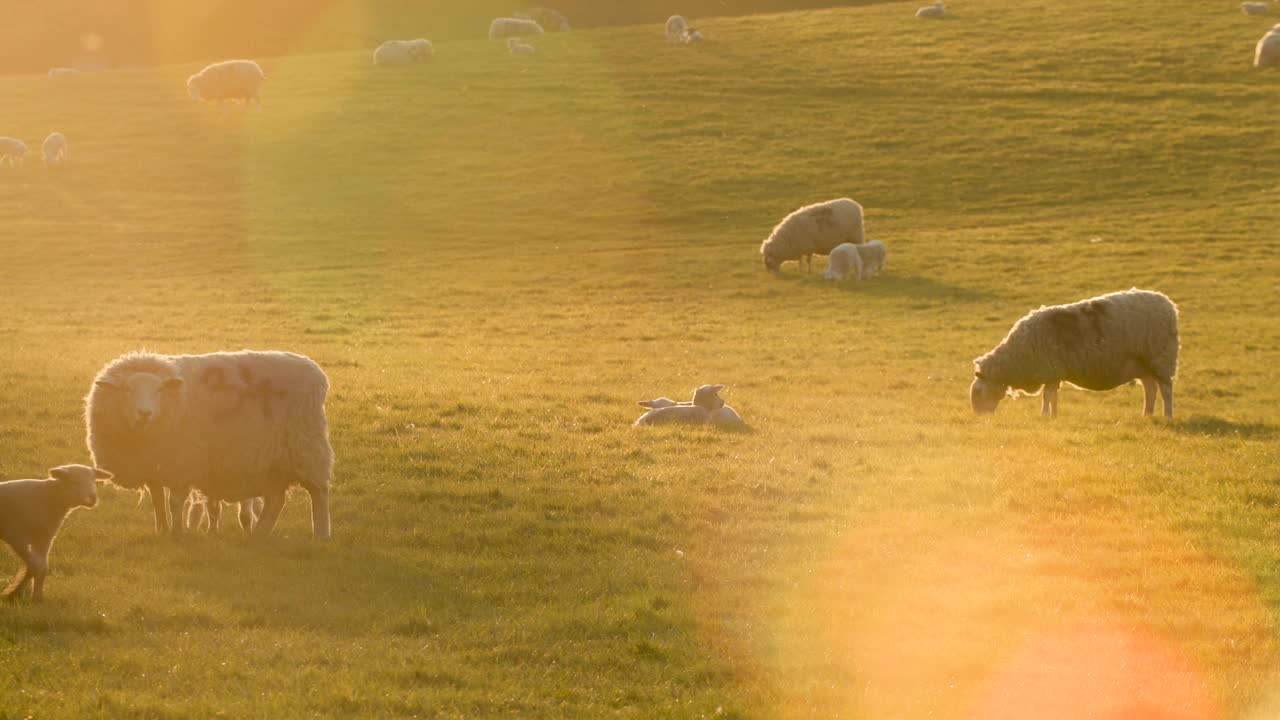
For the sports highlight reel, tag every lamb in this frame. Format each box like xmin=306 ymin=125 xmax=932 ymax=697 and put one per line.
xmin=666 ymin=15 xmax=688 ymax=44
xmin=970 ymin=289 xmax=1179 ymax=418
xmin=489 ymin=17 xmax=545 ymax=40
xmin=1255 ymin=24 xmax=1280 ymax=67
xmin=760 ymin=198 xmax=865 ymax=273
xmin=822 ymin=243 xmax=865 ymax=282
xmin=917 ymin=2 xmax=946 ymax=18
xmin=1242 ymin=2 xmax=1269 ymax=14
xmin=42 ymin=132 xmax=68 ymax=167
xmin=48 ymin=67 xmax=80 ymax=78
xmin=0 ymin=465 xmax=112 ymax=600
xmin=85 ymin=350 xmax=333 ymax=539
xmin=634 ymin=385 xmax=728 ymax=426
xmin=187 ymin=59 xmax=265 ymax=105
xmin=185 ymin=491 xmax=265 ymax=533
xmin=683 ymin=29 xmax=705 ymax=44
xmin=508 ymin=38 xmax=537 ymax=55
xmin=637 ymin=396 xmax=744 ymax=426
xmin=856 ymin=239 xmax=887 ymax=279
xmin=0 ymin=137 xmax=27 ymax=167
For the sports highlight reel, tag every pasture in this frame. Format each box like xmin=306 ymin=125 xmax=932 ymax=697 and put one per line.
xmin=0 ymin=0 xmax=1278 ymax=717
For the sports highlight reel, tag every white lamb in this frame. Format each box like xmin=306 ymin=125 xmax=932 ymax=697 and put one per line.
xmin=490 ymin=17 xmax=545 ymax=40
xmin=917 ymin=2 xmax=946 ymax=18
xmin=637 ymin=396 xmax=744 ymax=426
xmin=1256 ymin=24 xmax=1280 ymax=67
xmin=187 ymin=59 xmax=265 ymax=106
xmin=856 ymin=239 xmax=887 ymax=278
xmin=508 ymin=38 xmax=537 ymax=55
xmin=822 ymin=243 xmax=865 ymax=282
xmin=666 ymin=15 xmax=688 ymax=43
xmin=42 ymin=132 xmax=67 ymax=167
xmin=48 ymin=67 xmax=80 ymax=78
xmin=0 ymin=137 xmax=27 ymax=167
xmin=1242 ymin=2 xmax=1269 ymax=14
xmin=683 ymin=29 xmax=705 ymax=44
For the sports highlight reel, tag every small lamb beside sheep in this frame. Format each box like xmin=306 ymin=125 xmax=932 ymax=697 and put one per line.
xmin=0 ymin=137 xmax=28 ymax=167
xmin=823 ymin=240 xmax=887 ymax=282
xmin=1 ymin=464 xmax=112 ymax=600
xmin=634 ymin=385 xmax=744 ymax=426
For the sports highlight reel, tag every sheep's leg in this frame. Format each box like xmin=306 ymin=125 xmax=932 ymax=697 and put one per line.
xmin=1140 ymin=376 xmax=1158 ymax=416
xmin=237 ymin=501 xmax=257 ymax=532
xmin=304 ymin=483 xmax=331 ymax=540
xmin=1041 ymin=383 xmax=1059 ymax=417
xmin=148 ymin=483 xmax=171 ymax=534
xmin=1159 ymin=380 xmax=1174 ymax=419
xmin=207 ymin=501 xmax=223 ymax=533
xmin=253 ymin=488 xmax=288 ymax=539
xmin=167 ymin=487 xmax=188 ymax=535
xmin=1 ymin=545 xmax=34 ymax=600
xmin=28 ymin=538 xmax=51 ymax=601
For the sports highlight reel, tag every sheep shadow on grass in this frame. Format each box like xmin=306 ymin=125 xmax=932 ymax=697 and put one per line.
xmin=1167 ymin=415 xmax=1276 ymax=439
xmin=832 ymin=273 xmax=995 ymax=302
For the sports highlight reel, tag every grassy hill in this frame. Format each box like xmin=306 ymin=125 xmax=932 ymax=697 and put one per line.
xmin=1 ymin=0 xmax=1279 ymax=717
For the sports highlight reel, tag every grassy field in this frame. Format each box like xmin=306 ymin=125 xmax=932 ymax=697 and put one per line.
xmin=1 ymin=0 xmax=1279 ymax=717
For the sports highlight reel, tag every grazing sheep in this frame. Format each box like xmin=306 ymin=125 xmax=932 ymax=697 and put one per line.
xmin=856 ymin=239 xmax=887 ymax=279
xmin=518 ymin=8 xmax=571 ymax=31
xmin=490 ymin=17 xmax=545 ymax=40
xmin=407 ymin=38 xmax=434 ymax=59
xmin=0 ymin=465 xmax=111 ymax=601
xmin=822 ymin=243 xmax=865 ymax=282
xmin=917 ymin=2 xmax=946 ymax=18
xmin=185 ymin=491 xmax=264 ymax=533
xmin=970 ymin=289 xmax=1179 ymax=418
xmin=0 ymin=137 xmax=27 ymax=167
xmin=1256 ymin=24 xmax=1280 ymax=67
xmin=635 ymin=385 xmax=726 ymax=426
xmin=1243 ymin=2 xmax=1269 ymax=14
xmin=637 ymin=396 xmax=744 ymax=426
xmin=187 ymin=59 xmax=265 ymax=106
xmin=760 ymin=198 xmax=866 ymax=273
xmin=48 ymin=67 xmax=80 ymax=78
xmin=85 ymin=350 xmax=333 ymax=539
xmin=374 ymin=39 xmax=431 ymax=65
xmin=42 ymin=132 xmax=67 ymax=167
xmin=508 ymin=38 xmax=537 ymax=55
xmin=666 ymin=15 xmax=689 ymax=44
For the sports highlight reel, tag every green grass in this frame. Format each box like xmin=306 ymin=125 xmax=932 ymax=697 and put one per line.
xmin=1 ymin=0 xmax=1279 ymax=717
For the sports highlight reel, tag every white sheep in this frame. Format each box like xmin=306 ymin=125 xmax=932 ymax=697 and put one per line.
xmin=666 ymin=15 xmax=689 ymax=44
xmin=760 ymin=198 xmax=865 ymax=273
xmin=47 ymin=67 xmax=80 ymax=78
xmin=1256 ymin=24 xmax=1280 ymax=67
xmin=917 ymin=2 xmax=946 ymax=18
xmin=634 ymin=385 xmax=730 ymax=426
xmin=374 ymin=39 xmax=431 ymax=65
xmin=490 ymin=17 xmax=545 ymax=40
xmin=508 ymin=38 xmax=537 ymax=55
xmin=637 ymin=396 xmax=744 ymax=426
xmin=0 ymin=137 xmax=27 ymax=167
xmin=42 ymin=132 xmax=67 ymax=167
xmin=0 ymin=464 xmax=112 ymax=600
xmin=971 ymin=289 xmax=1180 ymax=418
xmin=1242 ymin=2 xmax=1269 ymax=15
xmin=683 ymin=29 xmax=705 ymax=44
xmin=85 ymin=350 xmax=333 ymax=539
xmin=187 ymin=59 xmax=265 ymax=106
xmin=519 ymin=8 xmax=571 ymax=31
xmin=856 ymin=239 xmax=887 ymax=279
xmin=822 ymin=243 xmax=865 ymax=282
xmin=408 ymin=38 xmax=434 ymax=59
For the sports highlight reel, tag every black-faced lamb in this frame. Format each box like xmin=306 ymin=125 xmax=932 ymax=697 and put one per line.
xmin=0 ymin=465 xmax=112 ymax=600
xmin=85 ymin=350 xmax=333 ymax=539
xmin=760 ymin=198 xmax=865 ymax=273
xmin=970 ymin=289 xmax=1179 ymax=418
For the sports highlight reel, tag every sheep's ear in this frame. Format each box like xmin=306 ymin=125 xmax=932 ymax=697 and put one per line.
xmin=94 ymin=468 xmax=114 ymax=481
xmin=709 ymin=385 xmax=725 ymax=392
xmin=161 ymin=377 xmax=184 ymax=391
xmin=94 ymin=379 xmax=119 ymax=391
xmin=49 ymin=466 xmax=71 ymax=481
xmin=638 ymin=401 xmax=656 ymax=408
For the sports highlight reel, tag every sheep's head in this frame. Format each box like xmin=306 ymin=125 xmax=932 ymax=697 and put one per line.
xmin=691 ymin=384 xmax=726 ymax=411
xmin=186 ymin=75 xmax=203 ymax=101
xmin=95 ymin=371 xmax=185 ymax=432
xmin=970 ymin=373 xmax=1006 ymax=415
xmin=50 ymin=464 xmax=112 ymax=509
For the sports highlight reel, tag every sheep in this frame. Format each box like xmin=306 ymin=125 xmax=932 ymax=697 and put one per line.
xmin=42 ymin=132 xmax=68 ymax=167
xmin=821 ymin=243 xmax=865 ymax=282
xmin=970 ymin=289 xmax=1179 ymax=418
xmin=0 ymin=465 xmax=112 ymax=600
xmin=85 ymin=350 xmax=333 ymax=539
xmin=638 ymin=396 xmax=744 ymax=426
xmin=374 ymin=39 xmax=431 ymax=65
xmin=856 ymin=239 xmax=887 ymax=279
xmin=917 ymin=2 xmax=946 ymax=18
xmin=683 ymin=29 xmax=705 ymax=44
xmin=0 ymin=137 xmax=27 ymax=167
xmin=490 ymin=17 xmax=545 ymax=40
xmin=760 ymin=198 xmax=865 ymax=273
xmin=518 ymin=8 xmax=571 ymax=32
xmin=666 ymin=15 xmax=689 ymax=44
xmin=508 ymin=38 xmax=537 ymax=55
xmin=184 ymin=491 xmax=264 ymax=533
xmin=1255 ymin=24 xmax=1280 ymax=67
xmin=407 ymin=38 xmax=434 ymax=59
xmin=634 ymin=385 xmax=728 ymax=426
xmin=187 ymin=59 xmax=265 ymax=106
xmin=1242 ymin=2 xmax=1269 ymax=14
xmin=48 ymin=67 xmax=80 ymax=78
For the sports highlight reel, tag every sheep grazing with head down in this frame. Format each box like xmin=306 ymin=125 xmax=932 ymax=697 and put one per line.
xmin=856 ymin=239 xmax=887 ymax=278
xmin=666 ymin=15 xmax=689 ymax=43
xmin=43 ymin=132 xmax=68 ymax=167
xmin=490 ymin=17 xmax=545 ymax=40
xmin=637 ymin=395 xmax=744 ymax=426
xmin=187 ymin=59 xmax=265 ymax=106
xmin=917 ymin=2 xmax=946 ymax=18
xmin=85 ymin=350 xmax=333 ymax=539
xmin=635 ymin=385 xmax=729 ymax=426
xmin=0 ymin=137 xmax=28 ymax=167
xmin=0 ymin=464 xmax=112 ymax=600
xmin=822 ymin=243 xmax=865 ymax=282
xmin=1256 ymin=24 xmax=1280 ymax=67
xmin=761 ymin=198 xmax=865 ymax=273
xmin=374 ymin=39 xmax=432 ymax=65
xmin=1242 ymin=2 xmax=1269 ymax=15
xmin=971 ymin=289 xmax=1179 ymax=418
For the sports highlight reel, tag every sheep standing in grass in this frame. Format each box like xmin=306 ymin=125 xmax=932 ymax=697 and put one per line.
xmin=0 ymin=137 xmax=27 ymax=167
xmin=86 ymin=350 xmax=333 ymax=539
xmin=408 ymin=39 xmax=434 ymax=59
xmin=856 ymin=239 xmax=887 ymax=279
xmin=1256 ymin=24 xmax=1280 ymax=67
xmin=666 ymin=15 xmax=689 ymax=43
xmin=508 ymin=38 xmax=537 ymax=55
xmin=822 ymin=243 xmax=865 ymax=282
xmin=42 ymin=132 xmax=68 ymax=167
xmin=917 ymin=2 xmax=946 ymax=18
xmin=490 ymin=17 xmax=545 ymax=40
xmin=187 ymin=59 xmax=265 ymax=106
xmin=1243 ymin=2 xmax=1269 ymax=15
xmin=635 ymin=385 xmax=728 ymax=426
xmin=638 ymin=396 xmax=744 ymax=426
xmin=760 ymin=198 xmax=865 ymax=273
xmin=0 ymin=465 xmax=111 ymax=600
xmin=374 ymin=40 xmax=431 ymax=65
xmin=970 ymin=289 xmax=1179 ymax=418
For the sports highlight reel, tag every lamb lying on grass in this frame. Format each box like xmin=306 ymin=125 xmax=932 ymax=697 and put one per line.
xmin=0 ymin=465 xmax=112 ymax=600
xmin=634 ymin=385 xmax=743 ymax=426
